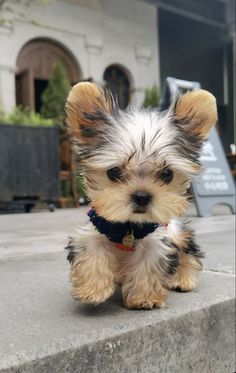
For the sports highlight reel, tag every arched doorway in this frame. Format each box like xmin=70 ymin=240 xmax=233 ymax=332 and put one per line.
xmin=103 ymin=65 xmax=131 ymax=109
xmin=15 ymin=38 xmax=80 ymax=112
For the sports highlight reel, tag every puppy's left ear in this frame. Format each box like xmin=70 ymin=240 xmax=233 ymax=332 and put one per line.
xmin=174 ymin=90 xmax=218 ymax=139
xmin=65 ymin=82 xmax=117 ymax=144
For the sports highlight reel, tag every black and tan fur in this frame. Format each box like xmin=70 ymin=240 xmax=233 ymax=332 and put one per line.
xmin=65 ymin=82 xmax=217 ymax=309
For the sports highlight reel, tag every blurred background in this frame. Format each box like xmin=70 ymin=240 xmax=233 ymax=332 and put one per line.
xmin=0 ymin=0 xmax=235 ymax=213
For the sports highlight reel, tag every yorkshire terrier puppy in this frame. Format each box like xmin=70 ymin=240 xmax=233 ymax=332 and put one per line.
xmin=65 ymin=82 xmax=217 ymax=309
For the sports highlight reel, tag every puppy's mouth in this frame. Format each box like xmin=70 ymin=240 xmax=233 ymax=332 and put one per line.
xmin=132 ymin=205 xmax=148 ymax=214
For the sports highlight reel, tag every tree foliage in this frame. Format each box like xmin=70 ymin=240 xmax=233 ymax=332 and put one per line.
xmin=143 ymin=85 xmax=160 ymax=109
xmin=40 ymin=61 xmax=70 ymax=123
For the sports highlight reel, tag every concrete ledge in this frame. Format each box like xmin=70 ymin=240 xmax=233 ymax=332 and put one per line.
xmin=0 ymin=209 xmax=235 ymax=373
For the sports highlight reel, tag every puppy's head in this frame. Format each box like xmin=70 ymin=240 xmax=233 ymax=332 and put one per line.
xmin=66 ymin=82 xmax=217 ymax=224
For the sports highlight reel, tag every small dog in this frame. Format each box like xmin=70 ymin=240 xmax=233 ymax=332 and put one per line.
xmin=65 ymin=82 xmax=217 ymax=309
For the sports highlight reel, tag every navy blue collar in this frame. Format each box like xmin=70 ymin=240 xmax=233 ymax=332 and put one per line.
xmin=87 ymin=209 xmax=160 ymax=244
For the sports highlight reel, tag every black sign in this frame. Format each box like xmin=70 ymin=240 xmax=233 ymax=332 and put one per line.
xmin=192 ymin=127 xmax=235 ymax=216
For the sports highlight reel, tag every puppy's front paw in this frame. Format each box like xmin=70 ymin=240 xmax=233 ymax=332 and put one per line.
xmin=70 ymin=263 xmax=115 ymax=305
xmin=124 ymin=289 xmax=167 ymax=310
xmin=170 ymin=275 xmax=197 ymax=292
xmin=166 ymin=259 xmax=201 ymax=292
xmin=165 ymin=251 xmax=202 ymax=292
xmin=71 ymin=281 xmax=115 ymax=305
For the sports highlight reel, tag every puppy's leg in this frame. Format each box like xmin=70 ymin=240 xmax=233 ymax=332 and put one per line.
xmin=66 ymin=225 xmax=117 ymax=304
xmin=165 ymin=220 xmax=204 ymax=292
xmin=122 ymin=232 xmax=172 ymax=310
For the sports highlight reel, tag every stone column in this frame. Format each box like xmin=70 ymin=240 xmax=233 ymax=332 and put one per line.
xmin=85 ymin=36 xmax=103 ymax=85
xmin=0 ymin=64 xmax=16 ymax=113
xmin=133 ymin=46 xmax=152 ymax=108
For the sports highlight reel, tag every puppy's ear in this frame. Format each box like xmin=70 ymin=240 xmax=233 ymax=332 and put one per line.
xmin=174 ymin=90 xmax=217 ymax=139
xmin=65 ymin=82 xmax=117 ymax=143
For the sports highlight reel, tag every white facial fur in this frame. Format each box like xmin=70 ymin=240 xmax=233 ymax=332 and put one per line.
xmin=75 ymin=109 xmax=201 ymax=224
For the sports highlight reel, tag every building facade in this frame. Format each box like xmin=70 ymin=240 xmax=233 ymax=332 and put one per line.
xmin=0 ymin=0 xmax=159 ymax=112
xmin=0 ymin=0 xmax=234 ymax=150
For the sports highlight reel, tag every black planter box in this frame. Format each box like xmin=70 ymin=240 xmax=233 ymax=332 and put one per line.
xmin=0 ymin=124 xmax=60 ymax=211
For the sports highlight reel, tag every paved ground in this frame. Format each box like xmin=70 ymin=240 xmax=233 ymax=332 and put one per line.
xmin=0 ymin=205 xmax=235 ymax=372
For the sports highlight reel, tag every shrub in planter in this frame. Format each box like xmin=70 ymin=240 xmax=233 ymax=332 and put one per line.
xmin=41 ymin=61 xmax=70 ymax=123
xmin=60 ymin=172 xmax=88 ymax=205
xmin=143 ymin=85 xmax=160 ymax=109
xmin=0 ymin=106 xmax=55 ymax=127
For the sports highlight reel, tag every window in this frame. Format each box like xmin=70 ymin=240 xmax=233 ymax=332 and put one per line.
xmin=103 ymin=65 xmax=130 ymax=109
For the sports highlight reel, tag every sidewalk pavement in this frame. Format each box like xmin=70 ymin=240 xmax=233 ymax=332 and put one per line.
xmin=0 ymin=205 xmax=235 ymax=373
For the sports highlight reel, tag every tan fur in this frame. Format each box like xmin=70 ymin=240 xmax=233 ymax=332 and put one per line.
xmin=66 ymin=82 xmax=113 ymax=143
xmin=165 ymin=252 xmax=202 ymax=291
xmin=69 ymin=221 xmax=202 ymax=307
xmin=165 ymin=226 xmax=202 ymax=291
xmin=65 ymin=83 xmax=216 ymax=309
xmin=69 ymin=226 xmax=169 ymax=308
xmin=69 ymin=228 xmax=120 ymax=304
xmin=122 ymin=265 xmax=167 ymax=309
xmin=175 ymin=89 xmax=218 ymax=139
xmin=70 ymin=245 xmax=117 ymax=304
xmin=168 ymin=226 xmax=193 ymax=249
xmin=119 ymin=235 xmax=169 ymax=309
xmin=88 ymin=170 xmax=190 ymax=224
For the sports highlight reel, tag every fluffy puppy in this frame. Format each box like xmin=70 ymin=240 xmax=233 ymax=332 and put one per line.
xmin=65 ymin=82 xmax=217 ymax=309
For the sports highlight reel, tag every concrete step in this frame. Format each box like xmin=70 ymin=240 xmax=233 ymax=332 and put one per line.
xmin=0 ymin=208 xmax=235 ymax=373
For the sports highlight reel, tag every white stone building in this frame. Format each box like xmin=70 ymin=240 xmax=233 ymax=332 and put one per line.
xmin=0 ymin=0 xmax=159 ymax=112
xmin=0 ymin=0 xmax=234 ymax=150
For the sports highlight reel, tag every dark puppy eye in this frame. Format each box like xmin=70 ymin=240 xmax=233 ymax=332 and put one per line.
xmin=107 ymin=167 xmax=123 ymax=182
xmin=159 ymin=168 xmax=173 ymax=184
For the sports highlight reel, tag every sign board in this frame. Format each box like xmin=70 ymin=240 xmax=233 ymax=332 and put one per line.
xmin=192 ymin=127 xmax=235 ymax=216
xmin=161 ymin=77 xmax=235 ymax=216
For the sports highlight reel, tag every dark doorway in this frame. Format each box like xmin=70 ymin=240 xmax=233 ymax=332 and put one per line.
xmin=16 ymin=69 xmax=31 ymax=109
xmin=34 ymin=79 xmax=48 ymax=113
xmin=104 ymin=65 xmax=130 ymax=109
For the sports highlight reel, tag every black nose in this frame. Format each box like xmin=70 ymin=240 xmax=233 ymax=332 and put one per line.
xmin=132 ymin=191 xmax=151 ymax=206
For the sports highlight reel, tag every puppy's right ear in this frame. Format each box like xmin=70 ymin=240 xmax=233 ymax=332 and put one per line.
xmin=174 ymin=90 xmax=217 ymax=140
xmin=65 ymin=82 xmax=117 ymax=144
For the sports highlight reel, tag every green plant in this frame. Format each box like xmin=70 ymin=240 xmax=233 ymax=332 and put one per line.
xmin=143 ymin=85 xmax=160 ymax=109
xmin=60 ymin=171 xmax=86 ymax=198
xmin=61 ymin=180 xmax=71 ymax=198
xmin=41 ymin=61 xmax=70 ymax=123
xmin=76 ymin=174 xmax=86 ymax=198
xmin=0 ymin=106 xmax=55 ymax=126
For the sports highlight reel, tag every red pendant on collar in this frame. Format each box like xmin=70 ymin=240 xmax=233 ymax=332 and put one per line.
xmin=114 ymin=242 xmax=135 ymax=252
xmin=113 ymin=225 xmax=168 ymax=252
